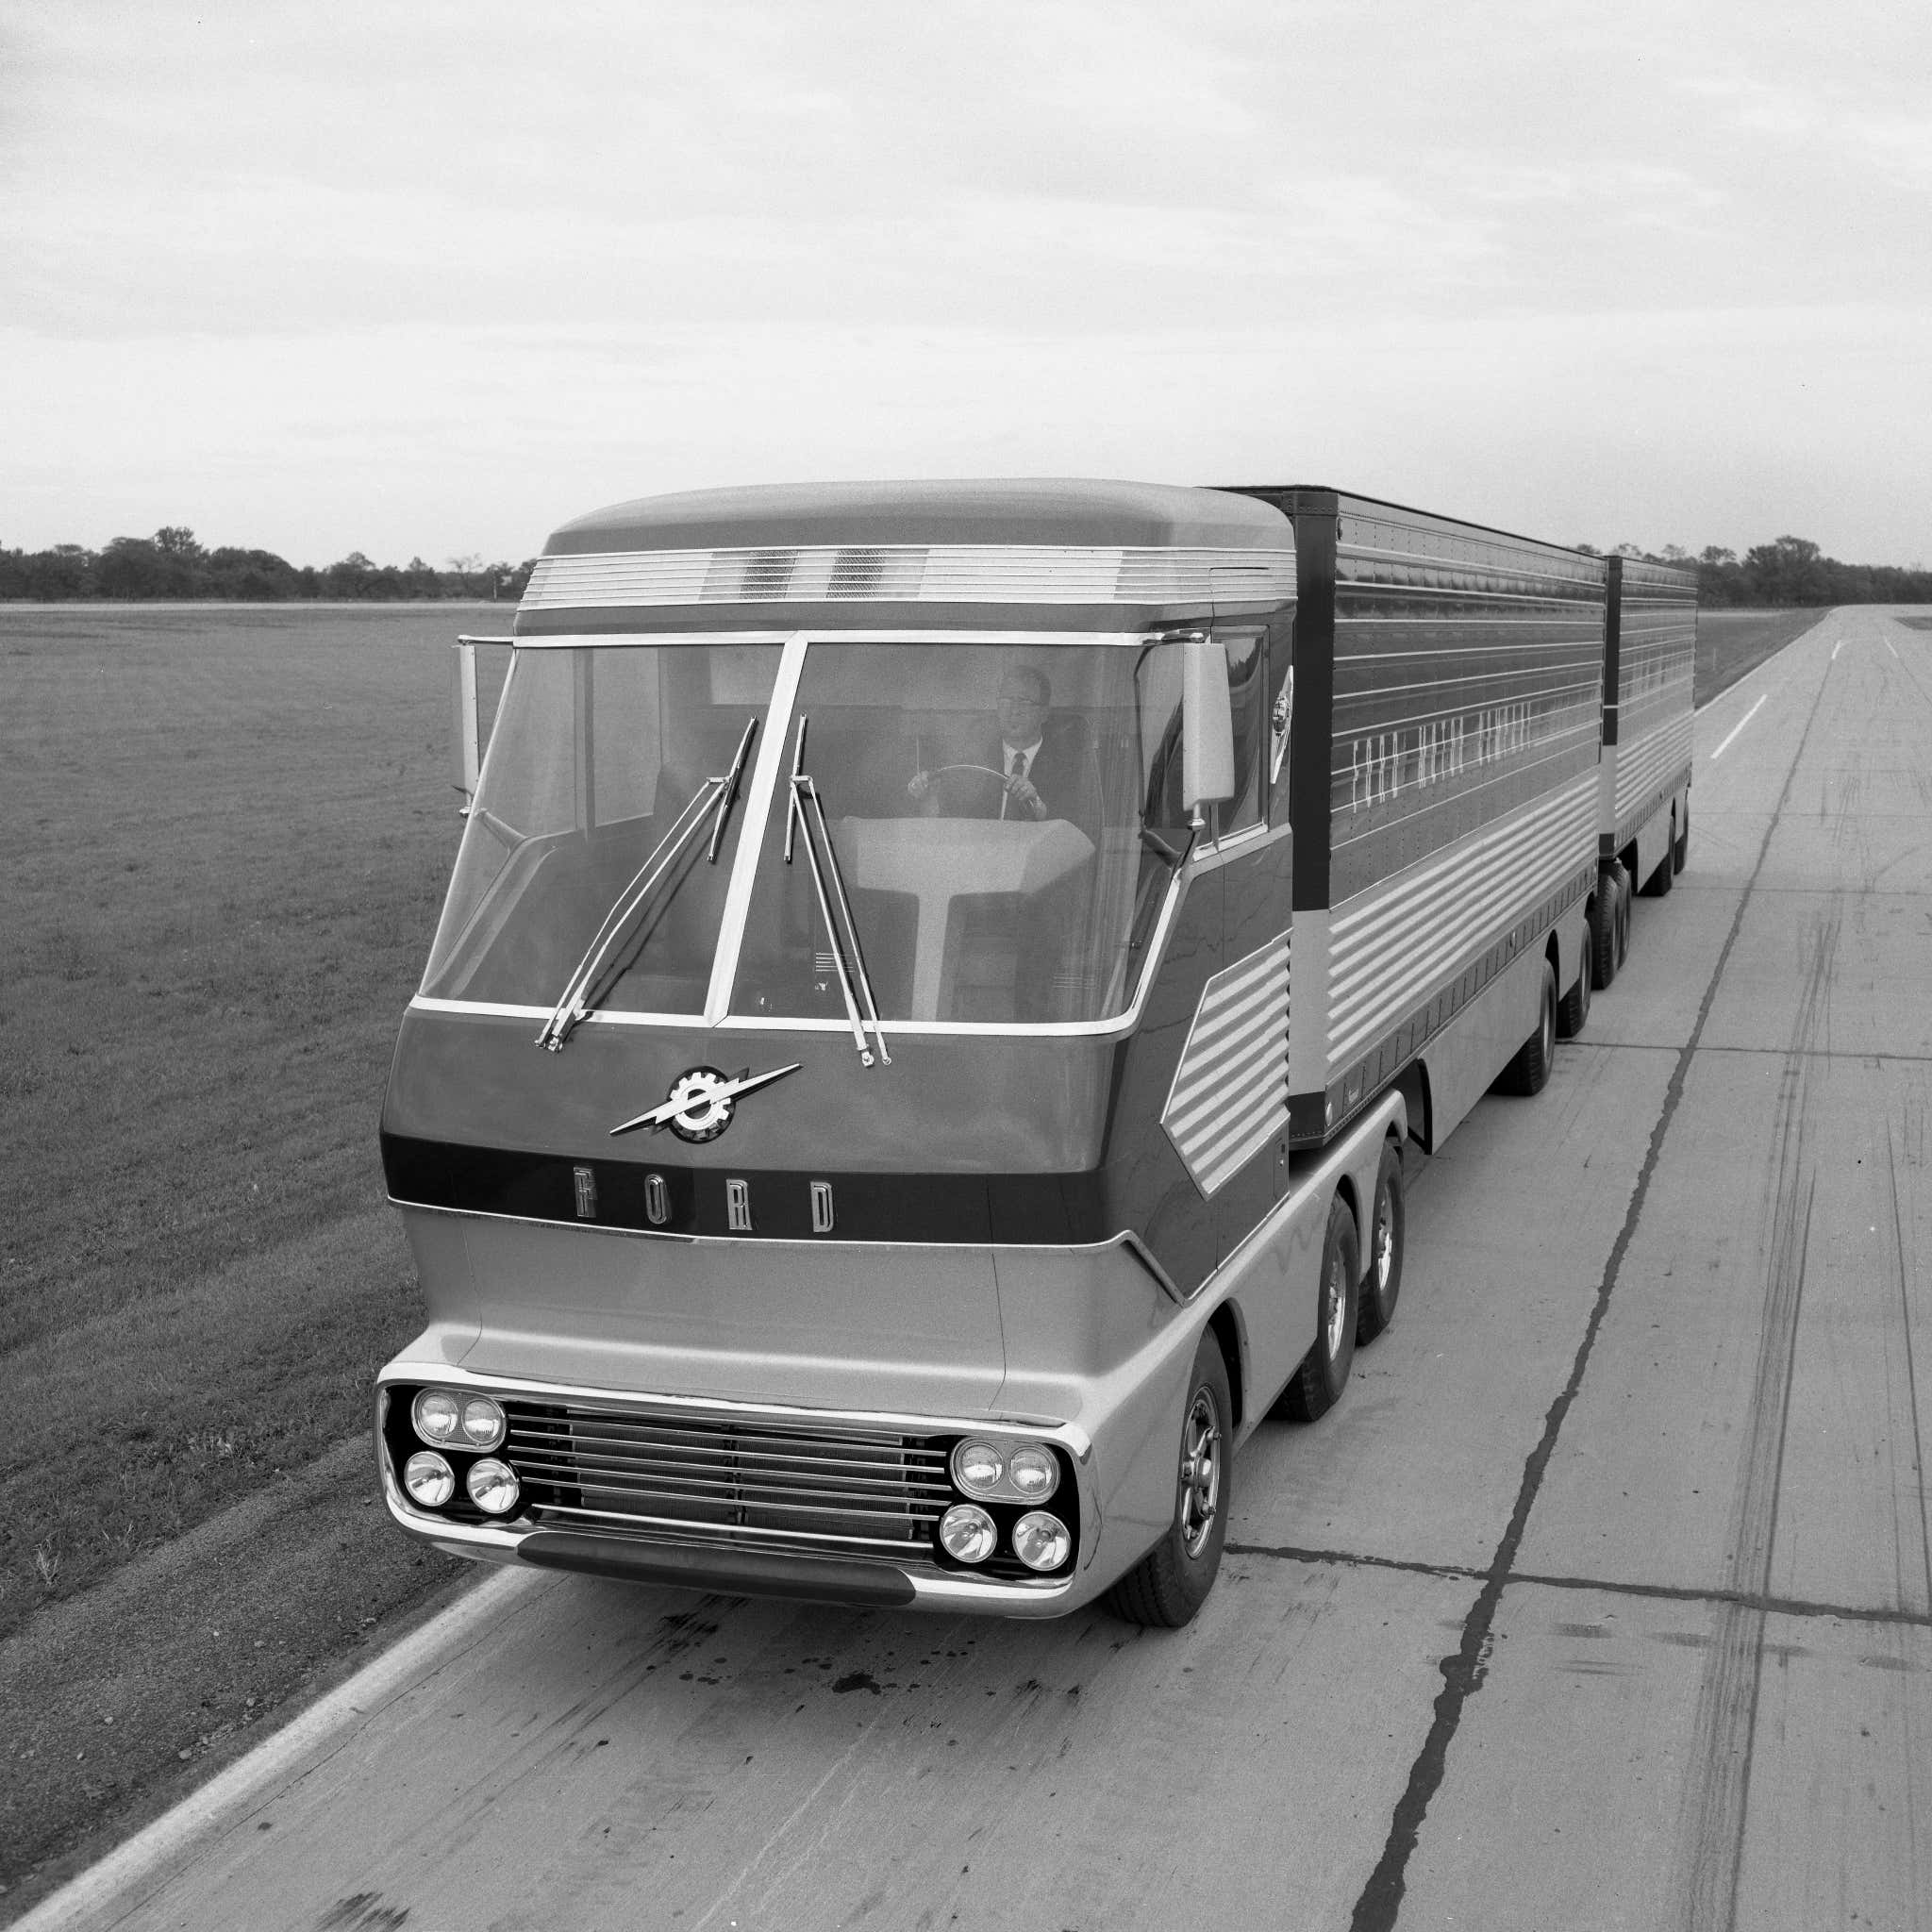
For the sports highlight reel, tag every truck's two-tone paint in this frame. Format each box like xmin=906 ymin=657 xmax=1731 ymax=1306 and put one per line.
xmin=374 ymin=478 xmax=1688 ymax=1624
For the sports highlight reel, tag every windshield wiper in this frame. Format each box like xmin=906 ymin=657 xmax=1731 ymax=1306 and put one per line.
xmin=536 ymin=715 xmax=758 ymax=1051
xmin=785 ymin=716 xmax=891 ymax=1068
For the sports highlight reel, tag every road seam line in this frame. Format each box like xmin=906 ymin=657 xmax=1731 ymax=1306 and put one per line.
xmin=1225 ymin=1542 xmax=1932 ymax=1630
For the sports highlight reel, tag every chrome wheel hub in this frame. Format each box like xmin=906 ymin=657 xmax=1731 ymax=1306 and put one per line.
xmin=1325 ymin=1244 xmax=1350 ymax=1359
xmin=1178 ymin=1390 xmax=1222 ymax=1558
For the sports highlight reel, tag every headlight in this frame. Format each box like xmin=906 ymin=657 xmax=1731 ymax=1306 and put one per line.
xmin=1012 ymin=1512 xmax=1071 ymax=1573
xmin=403 ymin=1451 xmax=455 ymax=1508
xmin=938 ymin=1503 xmax=996 ymax=1564
xmin=412 ymin=1389 xmax=461 ymax=1446
xmin=466 ymin=1457 xmax=520 ymax=1516
xmin=460 ymin=1395 xmax=506 ymax=1450
xmin=1007 ymin=1445 xmax=1058 ymax=1501
xmin=951 ymin=1440 xmax=1004 ymax=1496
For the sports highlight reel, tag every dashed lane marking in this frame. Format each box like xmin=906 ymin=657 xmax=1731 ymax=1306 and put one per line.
xmin=1708 ymin=693 xmax=1767 ymax=760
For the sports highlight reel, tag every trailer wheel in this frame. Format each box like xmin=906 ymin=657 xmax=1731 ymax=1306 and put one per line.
xmin=1557 ymin=940 xmax=1591 ymax=1039
xmin=1674 ymin=803 xmax=1690 ymax=874
xmin=1495 ymin=958 xmax=1557 ymax=1097
xmin=1275 ymin=1193 xmax=1360 ymax=1422
xmin=1357 ymin=1142 xmax=1405 ymax=1344
xmin=1590 ymin=884 xmax=1619 ymax=991
xmin=1643 ymin=818 xmax=1675 ymax=897
xmin=1612 ymin=860 xmax=1633 ymax=973
xmin=1103 ymin=1329 xmax=1231 ymax=1628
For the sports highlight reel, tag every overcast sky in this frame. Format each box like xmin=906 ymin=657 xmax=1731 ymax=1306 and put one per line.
xmin=4 ymin=0 xmax=1928 ymax=567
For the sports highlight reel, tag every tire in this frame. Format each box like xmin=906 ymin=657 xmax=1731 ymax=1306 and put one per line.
xmin=1642 ymin=816 xmax=1675 ymax=897
xmin=1104 ymin=1330 xmax=1232 ymax=1628
xmin=1614 ymin=865 xmax=1632 ymax=969
xmin=1557 ymin=936 xmax=1591 ymax=1039
xmin=1356 ymin=1141 xmax=1405 ymax=1345
xmin=1495 ymin=958 xmax=1557 ymax=1097
xmin=1674 ymin=802 xmax=1690 ymax=874
xmin=1590 ymin=879 xmax=1619 ymax=991
xmin=1275 ymin=1193 xmax=1360 ymax=1422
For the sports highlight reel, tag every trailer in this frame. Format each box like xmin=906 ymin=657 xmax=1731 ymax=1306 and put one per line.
xmin=1588 ymin=555 xmax=1697 ymax=988
xmin=374 ymin=478 xmax=1661 ymax=1625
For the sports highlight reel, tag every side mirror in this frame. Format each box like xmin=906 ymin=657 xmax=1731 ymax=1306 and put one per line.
xmin=1182 ymin=635 xmax=1235 ymax=824
xmin=451 ymin=640 xmax=480 ymax=804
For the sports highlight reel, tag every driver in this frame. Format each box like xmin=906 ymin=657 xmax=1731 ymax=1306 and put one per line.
xmin=907 ymin=664 xmax=1093 ymax=828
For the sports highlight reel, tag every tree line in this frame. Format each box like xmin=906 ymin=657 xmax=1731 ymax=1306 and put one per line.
xmin=0 ymin=527 xmax=536 ymax=602
xmin=4 ymin=525 xmax=1927 ymax=609
xmin=1579 ymin=534 xmax=1932 ymax=608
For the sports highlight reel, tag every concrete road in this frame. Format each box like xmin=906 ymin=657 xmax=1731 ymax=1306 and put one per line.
xmin=26 ymin=608 xmax=1932 ymax=1932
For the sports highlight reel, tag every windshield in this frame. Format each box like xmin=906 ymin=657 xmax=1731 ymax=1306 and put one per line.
xmin=421 ymin=637 xmax=1191 ymax=1028
xmin=732 ymin=641 xmax=1183 ymax=1025
xmin=422 ymin=642 xmax=785 ymax=1013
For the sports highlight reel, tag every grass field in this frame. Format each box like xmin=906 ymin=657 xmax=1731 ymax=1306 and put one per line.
xmin=0 ymin=597 xmax=1829 ymax=1896
xmin=0 ymin=607 xmax=513 ymax=1641
xmin=1694 ymin=608 xmax=1824 ymax=705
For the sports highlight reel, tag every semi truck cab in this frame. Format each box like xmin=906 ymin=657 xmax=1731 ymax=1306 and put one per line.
xmin=375 ymin=479 xmax=1407 ymax=1624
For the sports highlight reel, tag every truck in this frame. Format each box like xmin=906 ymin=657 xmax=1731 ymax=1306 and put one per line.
xmin=374 ymin=478 xmax=1692 ymax=1626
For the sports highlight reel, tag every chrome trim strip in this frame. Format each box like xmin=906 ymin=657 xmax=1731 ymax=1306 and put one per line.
xmin=1160 ymin=930 xmax=1290 ymax=1196
xmin=1324 ymin=773 xmax=1596 ymax=1071
xmin=521 ymin=544 xmax=1297 ymax=613
xmin=378 ymin=1361 xmax=1091 ymax=1458
xmin=504 ymin=627 xmax=1152 ymax=650
xmin=704 ymin=632 xmax=808 ymax=1022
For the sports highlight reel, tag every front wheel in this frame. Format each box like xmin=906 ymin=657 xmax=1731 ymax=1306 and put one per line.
xmin=1357 ymin=1141 xmax=1405 ymax=1344
xmin=1276 ymin=1193 xmax=1360 ymax=1422
xmin=1495 ymin=958 xmax=1557 ymax=1097
xmin=1104 ymin=1331 xmax=1232 ymax=1628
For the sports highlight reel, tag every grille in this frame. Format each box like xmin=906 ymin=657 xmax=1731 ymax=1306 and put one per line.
xmin=502 ymin=1400 xmax=952 ymax=1564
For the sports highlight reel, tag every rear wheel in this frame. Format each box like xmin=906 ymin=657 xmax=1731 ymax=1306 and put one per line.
xmin=1104 ymin=1330 xmax=1231 ymax=1628
xmin=1613 ymin=863 xmax=1632 ymax=969
xmin=1276 ymin=1194 xmax=1360 ymax=1421
xmin=1643 ymin=816 xmax=1675 ymax=896
xmin=1590 ymin=881 xmax=1619 ymax=991
xmin=1495 ymin=958 xmax=1557 ymax=1097
xmin=1357 ymin=1142 xmax=1405 ymax=1344
xmin=1557 ymin=936 xmax=1591 ymax=1038
xmin=1674 ymin=802 xmax=1690 ymax=874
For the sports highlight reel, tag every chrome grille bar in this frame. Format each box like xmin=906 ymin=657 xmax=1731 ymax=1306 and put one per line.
xmin=501 ymin=1398 xmax=952 ymax=1564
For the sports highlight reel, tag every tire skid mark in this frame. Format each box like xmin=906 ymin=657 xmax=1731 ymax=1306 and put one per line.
xmin=1665 ymin=874 xmax=1848 ymax=1932
xmin=1888 ymin=1126 xmax=1932 ymax=1617
xmin=1346 ymin=644 xmax=1838 ymax=1932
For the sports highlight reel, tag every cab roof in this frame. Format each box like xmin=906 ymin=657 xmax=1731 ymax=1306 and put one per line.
xmin=543 ymin=478 xmax=1292 ymax=558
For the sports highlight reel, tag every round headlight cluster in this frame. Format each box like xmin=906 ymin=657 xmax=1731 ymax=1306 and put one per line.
xmin=949 ymin=1438 xmax=1058 ymax=1504
xmin=412 ymin=1388 xmax=506 ymax=1451
xmin=1012 ymin=1511 xmax=1072 ymax=1573
xmin=466 ymin=1457 xmax=520 ymax=1515
xmin=404 ymin=1450 xmax=455 ymax=1508
xmin=939 ymin=1503 xmax=997 ymax=1563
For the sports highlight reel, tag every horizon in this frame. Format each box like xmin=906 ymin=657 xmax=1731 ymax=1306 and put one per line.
xmin=5 ymin=2 xmax=1929 ymax=566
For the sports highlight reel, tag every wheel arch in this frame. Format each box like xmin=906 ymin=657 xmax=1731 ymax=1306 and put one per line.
xmin=1205 ymin=1297 xmax=1246 ymax=1436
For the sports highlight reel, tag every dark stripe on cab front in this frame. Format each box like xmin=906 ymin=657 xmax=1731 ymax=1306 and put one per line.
xmin=379 ymin=1132 xmax=1113 ymax=1245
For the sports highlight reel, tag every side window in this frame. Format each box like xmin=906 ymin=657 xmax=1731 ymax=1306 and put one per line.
xmin=1215 ymin=625 xmax=1267 ymax=839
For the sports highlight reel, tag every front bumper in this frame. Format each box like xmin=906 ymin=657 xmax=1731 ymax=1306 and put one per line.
xmin=375 ymin=1365 xmax=1119 ymax=1618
